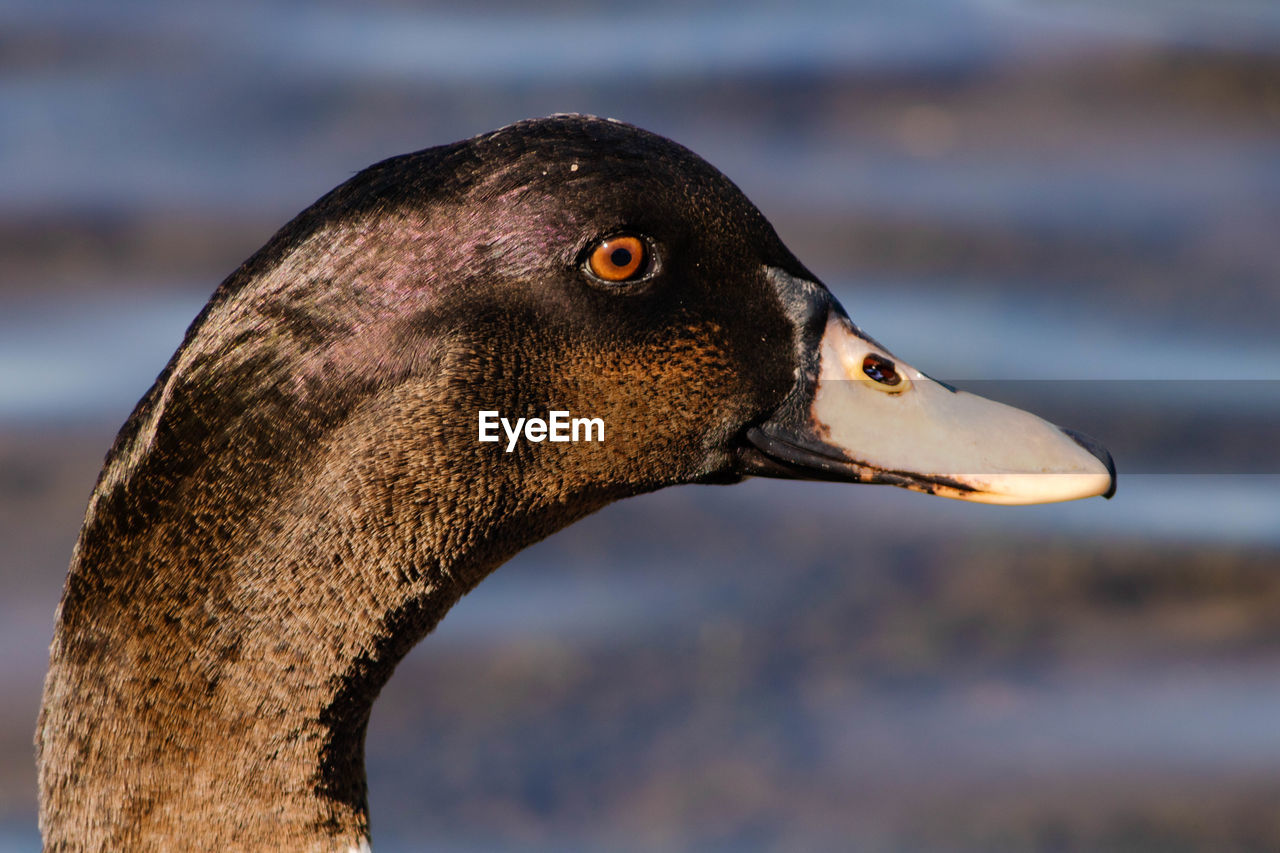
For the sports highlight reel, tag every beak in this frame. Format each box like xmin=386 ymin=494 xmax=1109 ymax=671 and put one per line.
xmin=737 ymin=270 xmax=1116 ymax=505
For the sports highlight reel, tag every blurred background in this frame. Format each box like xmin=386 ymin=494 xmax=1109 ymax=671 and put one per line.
xmin=2 ymin=0 xmax=1279 ymax=850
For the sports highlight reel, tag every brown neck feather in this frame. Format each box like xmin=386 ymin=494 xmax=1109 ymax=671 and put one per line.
xmin=37 ymin=366 xmax=624 ymax=851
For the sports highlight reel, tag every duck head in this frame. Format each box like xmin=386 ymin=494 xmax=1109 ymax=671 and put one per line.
xmin=76 ymin=115 xmax=1113 ymax=573
xmin=298 ymin=114 xmax=1111 ymax=509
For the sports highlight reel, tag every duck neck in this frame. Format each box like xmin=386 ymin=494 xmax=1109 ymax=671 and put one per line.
xmin=38 ymin=383 xmax=624 ymax=852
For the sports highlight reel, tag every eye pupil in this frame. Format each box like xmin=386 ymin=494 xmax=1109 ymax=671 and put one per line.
xmin=610 ymin=247 xmax=633 ymax=268
xmin=862 ymin=353 xmax=901 ymax=386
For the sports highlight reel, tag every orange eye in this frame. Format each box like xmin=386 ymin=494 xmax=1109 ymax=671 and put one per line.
xmin=588 ymin=235 xmax=646 ymax=282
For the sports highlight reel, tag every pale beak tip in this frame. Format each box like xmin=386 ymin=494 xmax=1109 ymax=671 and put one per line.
xmin=1060 ymin=427 xmax=1117 ymax=499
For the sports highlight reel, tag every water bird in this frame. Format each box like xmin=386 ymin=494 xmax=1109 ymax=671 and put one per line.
xmin=37 ymin=115 xmax=1114 ymax=851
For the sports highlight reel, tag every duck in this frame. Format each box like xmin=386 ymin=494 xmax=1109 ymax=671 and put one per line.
xmin=36 ymin=115 xmax=1115 ymax=852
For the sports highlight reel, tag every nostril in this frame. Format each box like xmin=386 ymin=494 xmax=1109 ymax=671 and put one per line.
xmin=862 ymin=354 xmax=901 ymax=386
xmin=1060 ymin=427 xmax=1117 ymax=499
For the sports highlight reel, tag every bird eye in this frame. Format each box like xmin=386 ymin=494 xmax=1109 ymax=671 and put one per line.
xmin=586 ymin=235 xmax=648 ymax=283
xmin=862 ymin=353 xmax=904 ymax=389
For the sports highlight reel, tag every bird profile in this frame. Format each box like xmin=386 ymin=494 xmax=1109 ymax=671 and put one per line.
xmin=37 ymin=115 xmax=1114 ymax=852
